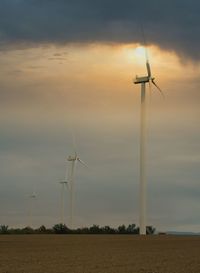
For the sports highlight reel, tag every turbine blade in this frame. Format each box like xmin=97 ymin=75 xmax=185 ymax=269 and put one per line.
xmin=66 ymin=161 xmax=71 ymax=182
xmin=152 ymin=80 xmax=165 ymax=98
xmin=77 ymin=158 xmax=89 ymax=168
xmin=141 ymin=24 xmax=147 ymax=48
xmin=146 ymin=61 xmax=151 ymax=78
xmin=65 ymin=162 xmax=68 ymax=181
xmin=72 ymin=132 xmax=77 ymax=155
xmin=141 ymin=25 xmax=152 ymax=78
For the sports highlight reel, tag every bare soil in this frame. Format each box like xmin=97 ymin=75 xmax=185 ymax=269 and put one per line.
xmin=0 ymin=235 xmax=199 ymax=273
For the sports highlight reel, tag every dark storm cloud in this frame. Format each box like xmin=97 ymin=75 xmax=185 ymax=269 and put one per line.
xmin=0 ymin=0 xmax=199 ymax=59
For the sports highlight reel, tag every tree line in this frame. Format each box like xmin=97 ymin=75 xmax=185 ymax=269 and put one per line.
xmin=0 ymin=224 xmax=155 ymax=235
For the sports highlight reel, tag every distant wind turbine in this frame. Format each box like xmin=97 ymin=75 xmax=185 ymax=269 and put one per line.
xmin=67 ymin=150 xmax=88 ymax=229
xmin=28 ymin=191 xmax=36 ymax=228
xmin=134 ymin=44 xmax=164 ymax=235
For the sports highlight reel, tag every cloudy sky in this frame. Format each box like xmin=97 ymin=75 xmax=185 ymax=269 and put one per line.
xmin=0 ymin=0 xmax=199 ymax=232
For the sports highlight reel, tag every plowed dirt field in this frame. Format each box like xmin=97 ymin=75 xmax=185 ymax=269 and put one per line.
xmin=0 ymin=235 xmax=199 ymax=273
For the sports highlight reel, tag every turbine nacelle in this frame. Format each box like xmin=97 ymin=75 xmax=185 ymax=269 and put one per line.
xmin=134 ymin=59 xmax=164 ymax=97
xmin=67 ymin=154 xmax=88 ymax=168
xmin=30 ymin=192 xmax=36 ymax=198
xmin=134 ymin=76 xmax=155 ymax=84
xmin=59 ymin=180 xmax=69 ymax=185
xmin=67 ymin=155 xmax=77 ymax=161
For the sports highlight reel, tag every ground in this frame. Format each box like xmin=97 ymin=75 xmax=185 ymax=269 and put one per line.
xmin=0 ymin=235 xmax=200 ymax=273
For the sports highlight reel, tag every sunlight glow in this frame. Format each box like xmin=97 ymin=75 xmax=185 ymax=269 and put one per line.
xmin=1 ymin=43 xmax=198 ymax=101
xmin=134 ymin=46 xmax=145 ymax=60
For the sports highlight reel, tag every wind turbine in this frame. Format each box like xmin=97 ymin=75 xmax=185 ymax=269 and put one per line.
xmin=67 ymin=151 xmax=88 ymax=229
xmin=134 ymin=46 xmax=163 ymax=235
xmin=28 ymin=191 xmax=36 ymax=228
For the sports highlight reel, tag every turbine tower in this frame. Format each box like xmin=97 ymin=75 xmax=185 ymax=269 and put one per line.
xmin=67 ymin=151 xmax=87 ymax=229
xmin=134 ymin=47 xmax=163 ymax=235
xmin=59 ymin=180 xmax=68 ymax=225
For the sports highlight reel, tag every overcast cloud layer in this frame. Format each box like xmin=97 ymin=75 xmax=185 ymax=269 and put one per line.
xmin=0 ymin=0 xmax=200 ymax=60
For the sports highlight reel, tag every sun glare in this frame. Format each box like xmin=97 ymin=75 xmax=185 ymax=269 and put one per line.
xmin=134 ymin=46 xmax=146 ymax=59
xmin=122 ymin=45 xmax=148 ymax=66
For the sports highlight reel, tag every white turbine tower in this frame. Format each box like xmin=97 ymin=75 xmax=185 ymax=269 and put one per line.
xmin=134 ymin=46 xmax=163 ymax=235
xmin=59 ymin=180 xmax=68 ymax=225
xmin=67 ymin=151 xmax=88 ymax=229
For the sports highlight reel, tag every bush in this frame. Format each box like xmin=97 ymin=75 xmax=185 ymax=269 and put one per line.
xmin=53 ymin=224 xmax=70 ymax=234
xmin=0 ymin=225 xmax=9 ymax=234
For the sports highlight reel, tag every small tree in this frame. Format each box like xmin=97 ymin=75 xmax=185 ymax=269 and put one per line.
xmin=76 ymin=227 xmax=89 ymax=234
xmin=22 ymin=226 xmax=34 ymax=234
xmin=89 ymin=224 xmax=101 ymax=234
xmin=37 ymin=225 xmax=47 ymax=234
xmin=127 ymin=224 xmax=138 ymax=234
xmin=0 ymin=225 xmax=9 ymax=234
xmin=146 ymin=226 xmax=156 ymax=235
xmin=102 ymin=225 xmax=115 ymax=234
xmin=118 ymin=225 xmax=126 ymax=234
xmin=53 ymin=223 xmax=70 ymax=234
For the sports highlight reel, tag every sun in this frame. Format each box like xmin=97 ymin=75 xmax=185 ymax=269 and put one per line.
xmin=122 ymin=45 xmax=147 ymax=66
xmin=134 ymin=46 xmax=146 ymax=59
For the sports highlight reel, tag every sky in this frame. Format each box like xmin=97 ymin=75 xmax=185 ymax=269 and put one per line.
xmin=0 ymin=0 xmax=200 ymax=232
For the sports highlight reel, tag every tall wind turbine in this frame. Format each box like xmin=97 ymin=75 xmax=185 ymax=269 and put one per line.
xmin=67 ymin=151 xmax=88 ymax=229
xmin=134 ymin=46 xmax=163 ymax=235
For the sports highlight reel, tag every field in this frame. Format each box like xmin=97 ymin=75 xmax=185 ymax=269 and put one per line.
xmin=0 ymin=235 xmax=200 ymax=273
